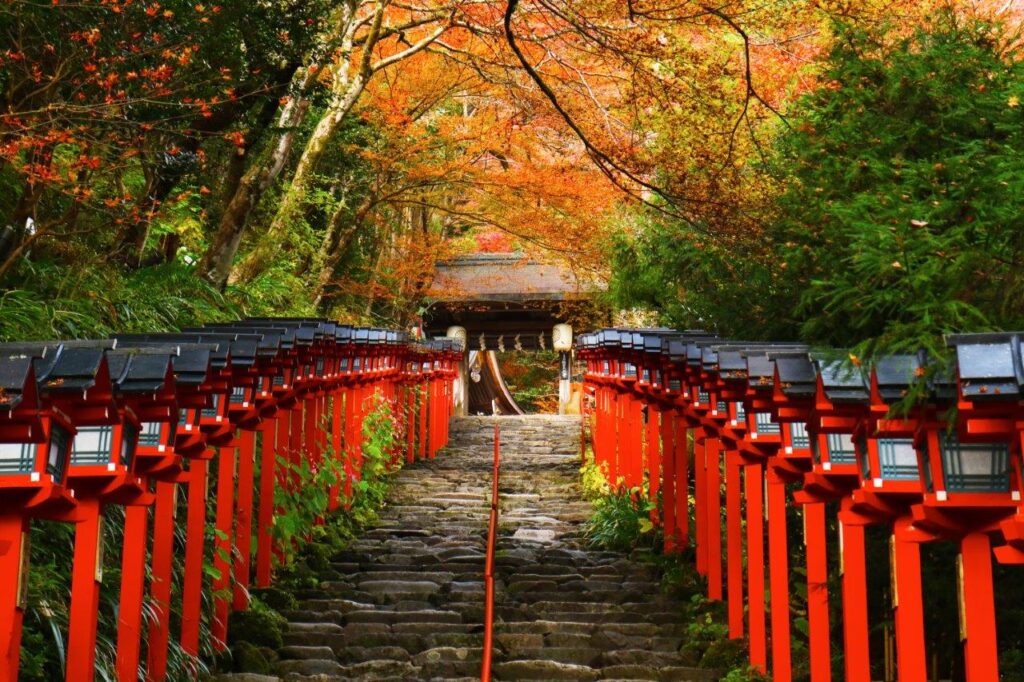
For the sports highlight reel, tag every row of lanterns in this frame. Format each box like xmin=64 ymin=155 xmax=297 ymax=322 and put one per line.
xmin=0 ymin=318 xmax=463 ymax=681
xmin=576 ymin=328 xmax=1022 ymax=682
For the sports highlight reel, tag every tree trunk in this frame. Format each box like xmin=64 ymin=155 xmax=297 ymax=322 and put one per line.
xmin=230 ymin=72 xmax=369 ymax=284
xmin=217 ymin=96 xmax=282 ymax=219
xmin=196 ymin=67 xmax=319 ymax=289
xmin=312 ymin=196 xmax=376 ymax=309
xmin=0 ymin=177 xmax=45 ymax=266
xmin=362 ymin=238 xmax=387 ymax=318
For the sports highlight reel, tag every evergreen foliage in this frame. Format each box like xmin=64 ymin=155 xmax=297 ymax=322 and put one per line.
xmin=776 ymin=12 xmax=1024 ymax=358
xmin=610 ymin=13 xmax=1024 ymax=361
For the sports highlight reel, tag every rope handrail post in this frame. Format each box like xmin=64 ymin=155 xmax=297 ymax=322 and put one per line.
xmin=481 ymin=421 xmax=500 ymax=682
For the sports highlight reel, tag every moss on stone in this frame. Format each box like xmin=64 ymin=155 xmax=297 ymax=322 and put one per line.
xmin=227 ymin=600 xmax=287 ymax=649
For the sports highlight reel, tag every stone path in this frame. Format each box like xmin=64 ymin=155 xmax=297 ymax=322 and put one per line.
xmin=219 ymin=415 xmax=714 ymax=681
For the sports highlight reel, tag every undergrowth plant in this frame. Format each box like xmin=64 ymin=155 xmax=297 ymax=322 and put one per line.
xmin=579 ymin=446 xmax=611 ymax=501
xmin=272 ymin=451 xmax=346 ymax=568
xmin=582 ymin=485 xmax=659 ymax=553
xmin=580 ymin=449 xmax=764 ymax=679
xmin=357 ymin=393 xmax=401 ymax=508
xmin=223 ymin=393 xmax=403 ymax=674
xmin=21 ymin=502 xmax=212 ymax=681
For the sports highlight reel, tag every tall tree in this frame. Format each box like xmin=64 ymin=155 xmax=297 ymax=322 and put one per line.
xmin=202 ymin=0 xmax=465 ymax=288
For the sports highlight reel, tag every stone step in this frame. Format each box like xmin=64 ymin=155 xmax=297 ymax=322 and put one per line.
xmin=241 ymin=416 xmax=703 ymax=681
xmin=499 ymin=646 xmax=603 ymax=666
xmin=492 ymin=659 xmax=600 ymax=680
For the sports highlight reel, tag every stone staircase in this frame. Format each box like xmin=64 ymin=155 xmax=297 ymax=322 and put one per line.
xmin=218 ymin=415 xmax=715 ymax=681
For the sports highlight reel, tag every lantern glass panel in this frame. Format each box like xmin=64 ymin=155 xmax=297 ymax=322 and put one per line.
xmin=47 ymin=426 xmax=70 ymax=483
xmin=139 ymin=422 xmax=162 ymax=447
xmin=201 ymin=393 xmax=221 ymax=419
xmin=877 ymin=438 xmax=918 ymax=480
xmin=754 ymin=412 xmax=779 ymax=435
xmin=72 ymin=426 xmax=114 ymax=465
xmin=937 ymin=433 xmax=1010 ymax=493
xmin=921 ymin=447 xmax=934 ymax=492
xmin=789 ymin=422 xmax=810 ymax=449
xmin=733 ymin=402 xmax=746 ymax=421
xmin=857 ymin=435 xmax=871 ymax=478
xmin=229 ymin=386 xmax=246 ymax=405
xmin=827 ymin=433 xmax=857 ymax=464
xmin=0 ymin=442 xmax=36 ymax=475
xmin=121 ymin=424 xmax=138 ymax=468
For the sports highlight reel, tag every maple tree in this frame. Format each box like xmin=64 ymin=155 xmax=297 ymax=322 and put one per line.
xmin=3 ymin=0 xmax=1021 ymax=339
xmin=7 ymin=1 xmax=1024 ymax=679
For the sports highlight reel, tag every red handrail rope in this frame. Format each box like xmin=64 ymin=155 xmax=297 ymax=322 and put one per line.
xmin=481 ymin=422 xmax=500 ymax=682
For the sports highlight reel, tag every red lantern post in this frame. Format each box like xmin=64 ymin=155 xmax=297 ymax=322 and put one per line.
xmin=0 ymin=352 xmax=77 ymax=681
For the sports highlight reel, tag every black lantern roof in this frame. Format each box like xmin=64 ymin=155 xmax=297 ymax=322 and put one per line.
xmin=0 ymin=344 xmax=62 ymax=387
xmin=107 ymin=348 xmax=176 ymax=394
xmin=685 ymin=341 xmax=704 ymax=366
xmin=642 ymin=334 xmax=664 ymax=354
xmin=241 ymin=319 xmax=319 ymax=345
xmin=746 ymin=354 xmax=776 ymax=388
xmin=717 ymin=349 xmax=747 ymax=376
xmin=112 ymin=342 xmax=212 ymax=386
xmin=873 ymin=353 xmax=923 ymax=403
xmin=315 ymin=321 xmax=337 ymax=339
xmin=946 ymin=332 xmax=1024 ymax=401
xmin=741 ymin=346 xmax=810 ymax=388
xmin=0 ymin=354 xmax=38 ymax=411
xmin=115 ymin=334 xmax=230 ymax=368
xmin=666 ymin=338 xmax=687 ymax=362
xmin=185 ymin=325 xmax=290 ymax=354
xmin=175 ymin=333 xmax=258 ymax=367
xmin=775 ymin=354 xmax=817 ymax=397
xmin=815 ymin=359 xmax=870 ymax=403
xmin=291 ymin=327 xmax=316 ymax=346
xmin=0 ymin=343 xmax=110 ymax=395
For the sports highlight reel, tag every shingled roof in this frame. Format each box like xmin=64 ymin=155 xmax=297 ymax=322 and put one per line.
xmin=423 ymin=253 xmax=605 ymax=348
xmin=427 ymin=253 xmax=595 ymax=302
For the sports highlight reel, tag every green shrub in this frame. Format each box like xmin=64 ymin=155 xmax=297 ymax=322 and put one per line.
xmin=583 ymin=487 xmax=659 ymax=553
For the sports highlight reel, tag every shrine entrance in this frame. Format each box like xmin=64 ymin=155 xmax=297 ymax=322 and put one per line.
xmin=423 ymin=252 xmax=603 ymax=415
